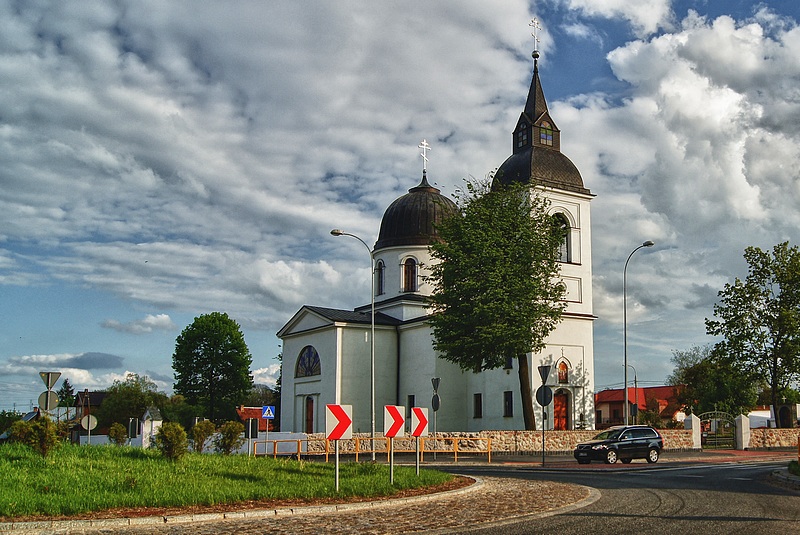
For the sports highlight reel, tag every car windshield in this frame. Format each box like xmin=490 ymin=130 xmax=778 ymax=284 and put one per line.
xmin=592 ymin=429 xmax=623 ymax=440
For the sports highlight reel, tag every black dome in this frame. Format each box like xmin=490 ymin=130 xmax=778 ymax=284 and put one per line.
xmin=495 ymin=146 xmax=589 ymax=194
xmin=374 ymin=172 xmax=458 ymax=250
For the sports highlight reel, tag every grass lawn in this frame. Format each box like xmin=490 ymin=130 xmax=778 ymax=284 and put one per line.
xmin=0 ymin=443 xmax=456 ymax=520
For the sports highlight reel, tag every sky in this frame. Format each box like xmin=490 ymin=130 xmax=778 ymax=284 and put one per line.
xmin=2 ymin=0 xmax=800 ymax=412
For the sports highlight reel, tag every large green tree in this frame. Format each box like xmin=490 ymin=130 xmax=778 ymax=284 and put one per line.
xmin=97 ymin=373 xmax=167 ymax=427
xmin=427 ymin=178 xmax=566 ymax=430
xmin=667 ymin=345 xmax=759 ymax=415
xmin=173 ymin=312 xmax=253 ymax=422
xmin=705 ymin=242 xmax=800 ymax=427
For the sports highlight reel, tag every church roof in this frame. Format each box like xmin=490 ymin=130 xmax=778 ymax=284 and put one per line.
xmin=494 ymin=54 xmax=590 ymax=195
xmin=302 ymin=306 xmax=402 ymax=326
xmin=374 ymin=172 xmax=458 ymax=251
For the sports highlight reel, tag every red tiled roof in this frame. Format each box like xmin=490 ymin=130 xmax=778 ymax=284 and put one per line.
xmin=236 ymin=406 xmax=274 ymax=432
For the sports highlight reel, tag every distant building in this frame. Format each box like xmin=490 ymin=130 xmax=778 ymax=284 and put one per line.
xmin=595 ymin=385 xmax=685 ymax=428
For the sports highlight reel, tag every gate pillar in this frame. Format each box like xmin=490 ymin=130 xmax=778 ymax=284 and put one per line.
xmin=735 ymin=414 xmax=750 ymax=450
xmin=684 ymin=413 xmax=701 ymax=450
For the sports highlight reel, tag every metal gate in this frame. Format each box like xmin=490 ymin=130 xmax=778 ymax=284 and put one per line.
xmin=698 ymin=411 xmax=735 ymax=449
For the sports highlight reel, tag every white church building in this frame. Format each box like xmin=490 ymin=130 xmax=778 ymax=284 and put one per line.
xmin=278 ymin=50 xmax=595 ymax=434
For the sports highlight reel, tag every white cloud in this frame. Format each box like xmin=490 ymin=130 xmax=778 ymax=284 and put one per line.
xmin=102 ymin=314 xmax=177 ymax=334
xmin=560 ymin=0 xmax=674 ymax=37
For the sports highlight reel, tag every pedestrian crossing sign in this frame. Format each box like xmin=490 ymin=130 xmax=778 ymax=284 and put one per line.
xmin=262 ymin=405 xmax=275 ymax=419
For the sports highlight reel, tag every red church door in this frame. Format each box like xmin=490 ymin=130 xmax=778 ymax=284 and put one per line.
xmin=553 ymin=392 xmax=568 ymax=430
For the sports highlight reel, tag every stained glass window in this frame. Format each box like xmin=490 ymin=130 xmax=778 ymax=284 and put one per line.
xmin=295 ymin=345 xmax=321 ymax=378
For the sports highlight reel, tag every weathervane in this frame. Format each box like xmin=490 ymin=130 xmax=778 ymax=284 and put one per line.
xmin=529 ymin=18 xmax=542 ymax=60
xmin=418 ymin=139 xmax=431 ymax=172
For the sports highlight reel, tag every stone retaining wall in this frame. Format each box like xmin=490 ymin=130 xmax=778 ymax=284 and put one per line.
xmin=749 ymin=428 xmax=800 ymax=449
xmin=300 ymin=428 xmax=796 ymax=455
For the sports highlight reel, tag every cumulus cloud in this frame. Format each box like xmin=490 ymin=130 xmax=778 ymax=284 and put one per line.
xmin=560 ymin=0 xmax=674 ymax=37
xmin=102 ymin=314 xmax=177 ymax=334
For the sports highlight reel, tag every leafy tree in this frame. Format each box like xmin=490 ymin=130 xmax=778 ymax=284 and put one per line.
xmin=669 ymin=345 xmax=759 ymax=415
xmin=173 ymin=312 xmax=254 ymax=422
xmin=154 ymin=422 xmax=188 ymax=461
xmin=97 ymin=374 xmax=168 ymax=428
xmin=427 ymin=178 xmax=567 ymax=430
xmin=159 ymin=394 xmax=200 ymax=430
xmin=705 ymin=242 xmax=800 ymax=427
xmin=213 ymin=421 xmax=246 ymax=455
xmin=108 ymin=422 xmax=128 ymax=446
xmin=56 ymin=378 xmax=75 ymax=407
xmin=191 ymin=420 xmax=216 ymax=453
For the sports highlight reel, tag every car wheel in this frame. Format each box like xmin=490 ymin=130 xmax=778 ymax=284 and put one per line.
xmin=647 ymin=448 xmax=659 ymax=463
xmin=577 ymin=459 xmax=590 ymax=465
xmin=621 ymin=458 xmax=632 ymax=464
xmin=605 ymin=450 xmax=618 ymax=464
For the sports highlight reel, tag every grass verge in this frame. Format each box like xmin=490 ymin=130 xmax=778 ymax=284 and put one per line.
xmin=0 ymin=443 xmax=455 ymax=519
xmin=789 ymin=460 xmax=799 ymax=477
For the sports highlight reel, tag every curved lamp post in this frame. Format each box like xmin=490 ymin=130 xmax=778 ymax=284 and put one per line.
xmin=330 ymin=229 xmax=376 ymax=460
xmin=624 ymin=240 xmax=654 ymax=425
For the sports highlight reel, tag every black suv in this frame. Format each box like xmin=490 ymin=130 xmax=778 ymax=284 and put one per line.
xmin=573 ymin=425 xmax=663 ymax=464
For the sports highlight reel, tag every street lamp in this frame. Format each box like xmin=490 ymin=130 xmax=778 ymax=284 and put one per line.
xmin=624 ymin=240 xmax=654 ymax=425
xmin=626 ymin=364 xmax=638 ymax=424
xmin=330 ymin=229 xmax=376 ymax=460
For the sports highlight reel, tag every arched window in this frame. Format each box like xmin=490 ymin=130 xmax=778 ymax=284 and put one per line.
xmin=403 ymin=258 xmax=417 ymax=292
xmin=539 ymin=121 xmax=554 ymax=146
xmin=295 ymin=345 xmax=321 ymax=378
xmin=558 ymin=361 xmax=569 ymax=384
xmin=375 ymin=260 xmax=385 ymax=296
xmin=552 ymin=213 xmax=571 ymax=263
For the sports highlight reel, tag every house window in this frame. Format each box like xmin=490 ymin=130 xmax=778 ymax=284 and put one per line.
xmin=504 ymin=355 xmax=514 ymax=370
xmin=473 ymin=393 xmax=483 ymax=418
xmin=403 ymin=258 xmax=418 ymax=292
xmin=375 ymin=260 xmax=385 ymax=296
xmin=539 ymin=121 xmax=553 ymax=146
xmin=552 ymin=213 xmax=570 ymax=262
xmin=503 ymin=391 xmax=514 ymax=417
xmin=295 ymin=346 xmax=321 ymax=378
xmin=516 ymin=122 xmax=528 ymax=148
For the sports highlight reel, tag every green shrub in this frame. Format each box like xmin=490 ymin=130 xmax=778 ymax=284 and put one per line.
xmin=108 ymin=422 xmax=128 ymax=446
xmin=191 ymin=420 xmax=216 ymax=453
xmin=154 ymin=422 xmax=188 ymax=460
xmin=213 ymin=421 xmax=245 ymax=455
xmin=789 ymin=460 xmax=800 ymax=477
xmin=9 ymin=417 xmax=59 ymax=457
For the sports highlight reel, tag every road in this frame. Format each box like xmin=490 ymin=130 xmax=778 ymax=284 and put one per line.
xmin=446 ymin=461 xmax=800 ymax=534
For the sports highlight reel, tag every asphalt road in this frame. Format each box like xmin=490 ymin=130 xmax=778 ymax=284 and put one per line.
xmin=445 ymin=462 xmax=800 ymax=534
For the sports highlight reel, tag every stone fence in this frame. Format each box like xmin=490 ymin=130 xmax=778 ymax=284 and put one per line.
xmin=299 ymin=425 xmax=798 ymax=456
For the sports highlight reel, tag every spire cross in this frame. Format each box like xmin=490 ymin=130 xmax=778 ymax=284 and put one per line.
xmin=418 ymin=139 xmax=431 ymax=172
xmin=529 ymin=18 xmax=541 ymax=52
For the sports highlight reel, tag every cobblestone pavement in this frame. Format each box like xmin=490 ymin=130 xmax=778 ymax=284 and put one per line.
xmin=6 ymin=477 xmax=594 ymax=535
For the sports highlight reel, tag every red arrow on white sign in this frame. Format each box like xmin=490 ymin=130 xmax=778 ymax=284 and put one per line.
xmin=325 ymin=404 xmax=353 ymax=440
xmin=411 ymin=407 xmax=429 ymax=437
xmin=383 ymin=405 xmax=405 ymax=438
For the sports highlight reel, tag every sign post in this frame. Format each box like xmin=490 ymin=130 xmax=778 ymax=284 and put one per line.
xmin=411 ymin=407 xmax=429 ymax=475
xmin=537 ymin=365 xmax=552 ymax=467
xmin=384 ymin=405 xmax=405 ymax=484
xmin=325 ymin=404 xmax=352 ymax=492
xmin=431 ymin=378 xmax=440 ymax=460
xmin=261 ymin=405 xmax=275 ymax=443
